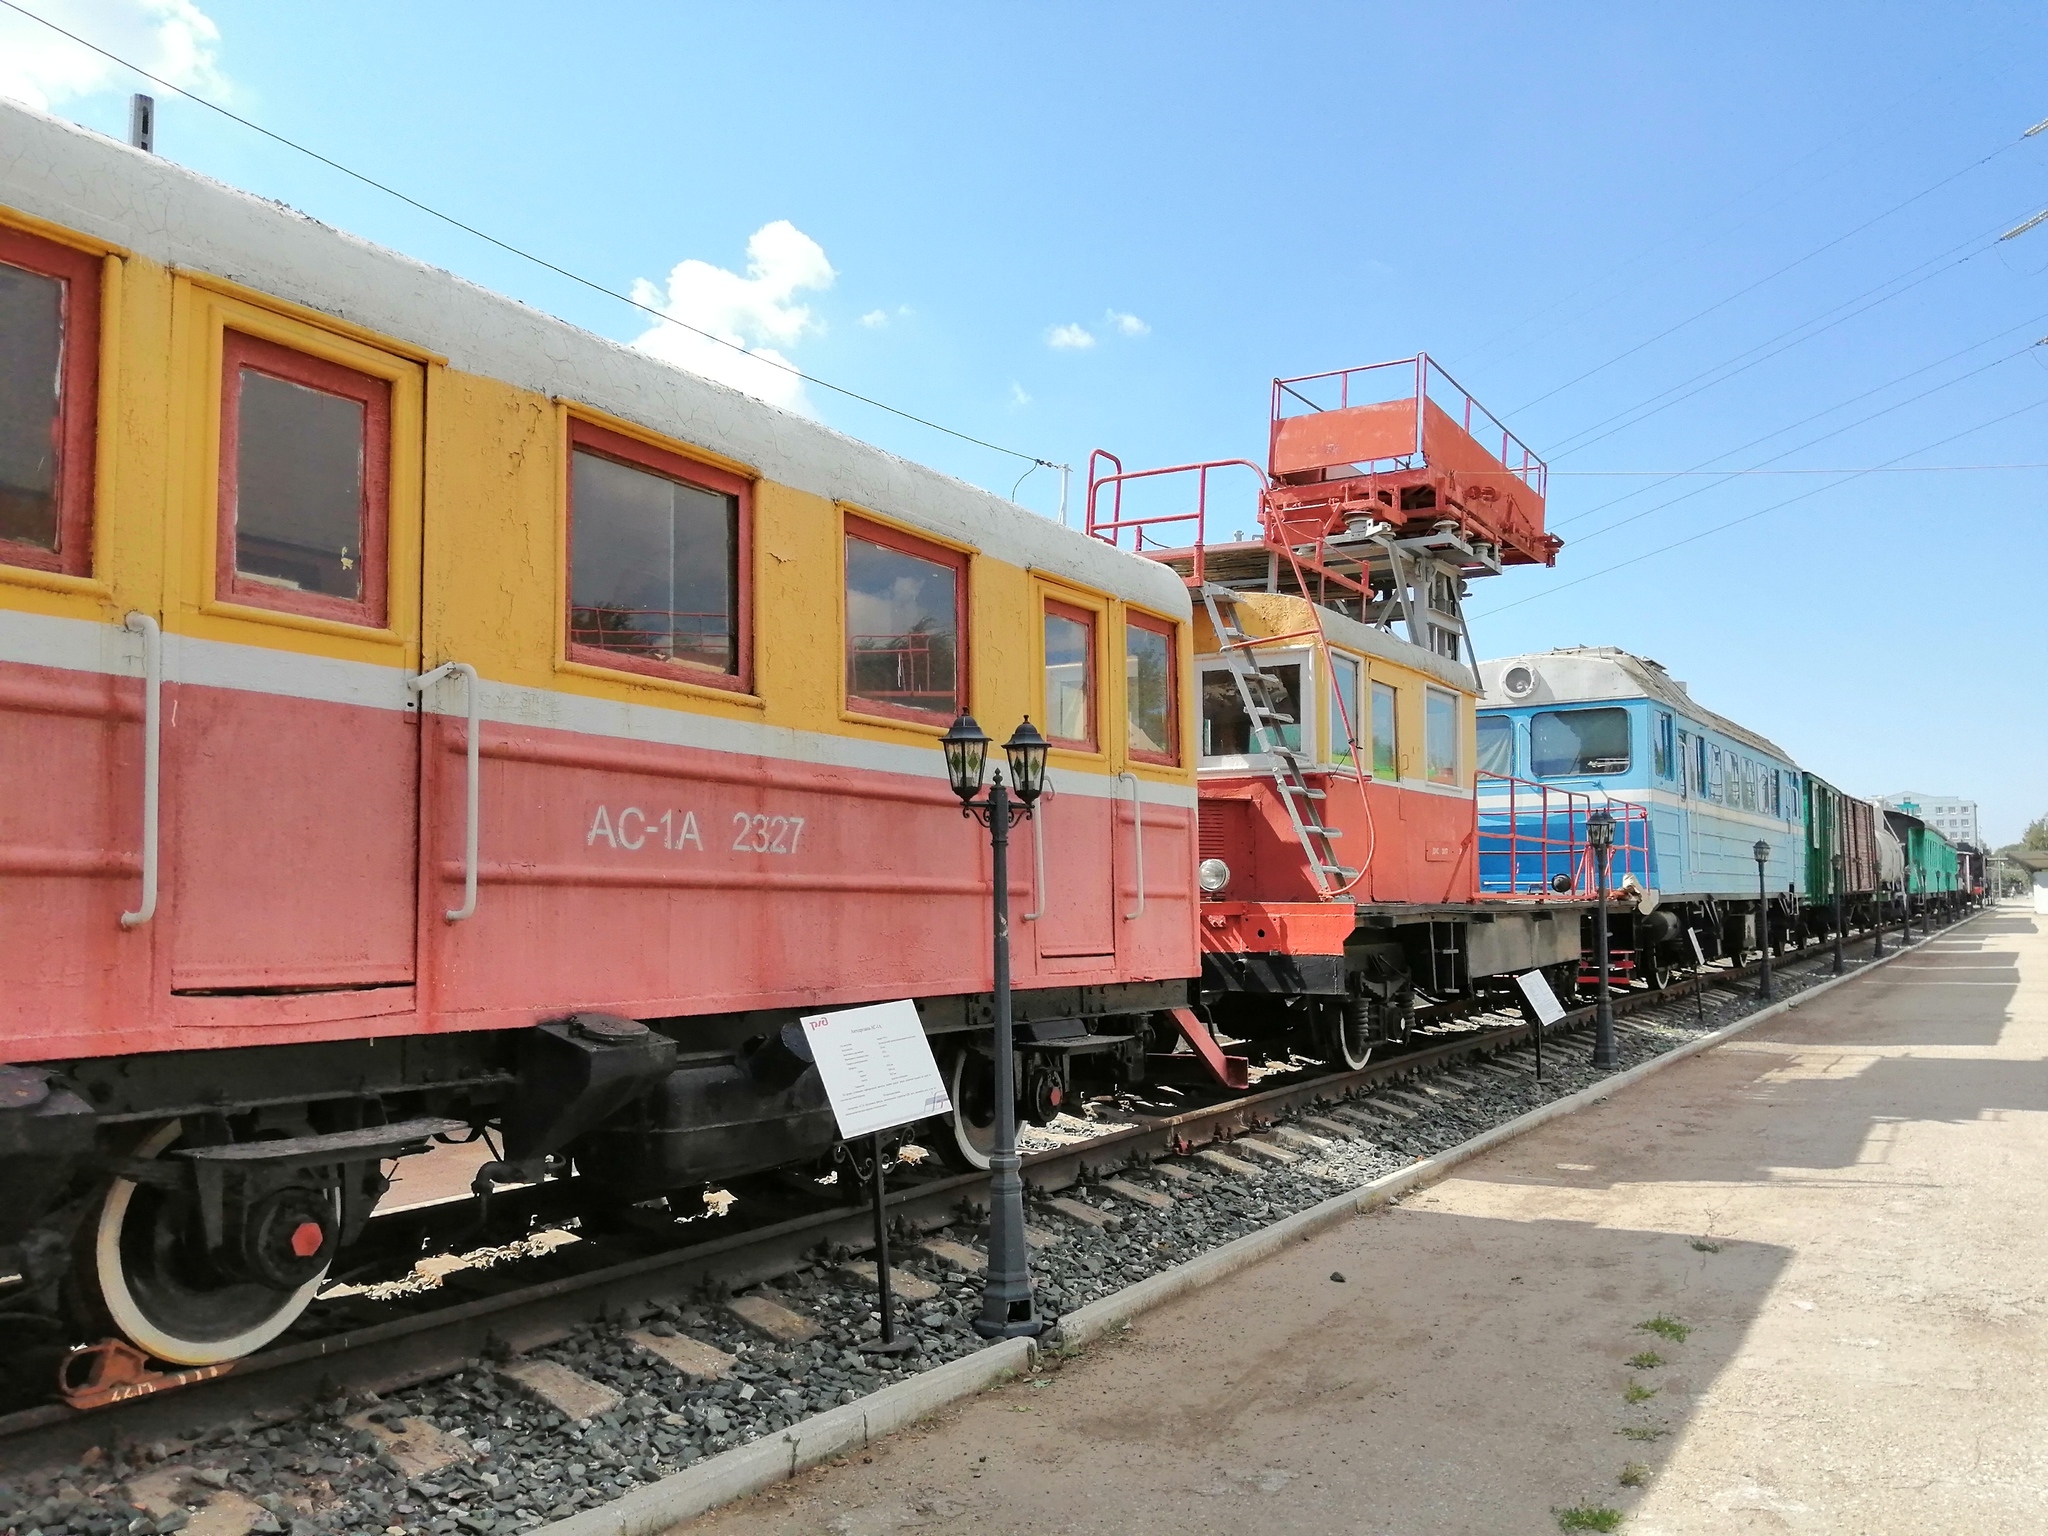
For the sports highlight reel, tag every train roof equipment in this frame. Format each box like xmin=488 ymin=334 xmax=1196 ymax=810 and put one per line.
xmin=1087 ymin=354 xmax=1558 ymax=674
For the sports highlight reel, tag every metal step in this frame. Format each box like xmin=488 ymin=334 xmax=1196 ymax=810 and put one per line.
xmin=1302 ymin=824 xmax=1342 ymax=839
xmin=1276 ymin=783 xmax=1327 ymax=799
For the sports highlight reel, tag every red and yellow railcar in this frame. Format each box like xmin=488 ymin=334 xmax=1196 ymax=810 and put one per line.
xmin=0 ymin=101 xmax=1197 ymax=1365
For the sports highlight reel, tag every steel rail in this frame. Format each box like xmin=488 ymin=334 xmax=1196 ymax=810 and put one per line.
xmin=0 ymin=933 xmax=1924 ymax=1472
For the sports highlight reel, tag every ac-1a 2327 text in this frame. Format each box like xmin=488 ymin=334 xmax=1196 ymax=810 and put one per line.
xmin=585 ymin=806 xmax=807 ymax=855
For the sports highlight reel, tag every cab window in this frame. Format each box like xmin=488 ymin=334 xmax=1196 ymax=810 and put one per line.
xmin=567 ymin=419 xmax=747 ymax=687
xmin=219 ymin=331 xmax=390 ymax=626
xmin=1201 ymin=659 xmax=1302 ymax=758
xmin=1477 ymin=715 xmax=1513 ymax=776
xmin=1044 ymin=600 xmax=1096 ymax=749
xmin=1424 ymin=688 xmax=1458 ymax=785
xmin=1653 ymin=711 xmax=1674 ymax=778
xmin=0 ymin=226 xmax=99 ymax=576
xmin=1370 ymin=681 xmax=1398 ymax=778
xmin=844 ymin=517 xmax=963 ymax=722
xmin=1329 ymin=653 xmax=1360 ymax=766
xmin=1530 ymin=706 xmax=1630 ymax=777
xmin=1124 ymin=613 xmax=1177 ymax=763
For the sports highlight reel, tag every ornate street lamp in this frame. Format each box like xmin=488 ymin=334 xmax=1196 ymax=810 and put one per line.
xmin=941 ymin=712 xmax=1051 ymax=1339
xmin=1587 ymin=807 xmax=1617 ymax=1070
xmin=1753 ymin=839 xmax=1774 ymax=1002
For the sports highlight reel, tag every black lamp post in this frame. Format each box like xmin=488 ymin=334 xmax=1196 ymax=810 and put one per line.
xmin=1587 ymin=807 xmax=1617 ymax=1070
xmin=941 ymin=712 xmax=1051 ymax=1340
xmin=1753 ymin=839 xmax=1774 ymax=1002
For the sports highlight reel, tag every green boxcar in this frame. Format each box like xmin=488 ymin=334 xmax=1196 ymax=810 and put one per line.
xmin=1802 ymin=773 xmax=1878 ymax=902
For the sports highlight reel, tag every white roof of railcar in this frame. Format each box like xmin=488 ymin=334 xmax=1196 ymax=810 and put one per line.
xmin=1477 ymin=646 xmax=1795 ymax=764
xmin=0 ymin=99 xmax=1188 ymax=620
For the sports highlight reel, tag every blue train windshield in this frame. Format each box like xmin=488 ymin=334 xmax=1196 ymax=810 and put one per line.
xmin=1477 ymin=715 xmax=1513 ymax=775
xmin=1531 ymin=707 xmax=1631 ymax=776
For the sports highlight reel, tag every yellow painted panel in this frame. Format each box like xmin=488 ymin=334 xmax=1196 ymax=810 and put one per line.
xmin=165 ymin=277 xmax=423 ymax=669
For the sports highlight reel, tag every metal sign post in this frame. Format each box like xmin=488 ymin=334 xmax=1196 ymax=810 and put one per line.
xmin=1515 ymin=970 xmax=1566 ymax=1083
xmin=1687 ymin=928 xmax=1709 ymax=1028
xmin=802 ymin=999 xmax=954 ymax=1355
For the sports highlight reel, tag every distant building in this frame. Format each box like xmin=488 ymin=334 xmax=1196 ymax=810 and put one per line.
xmin=1883 ymin=791 xmax=1979 ymax=848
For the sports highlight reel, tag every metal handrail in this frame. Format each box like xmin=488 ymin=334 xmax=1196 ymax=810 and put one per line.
xmin=1119 ymin=771 xmax=1145 ymax=920
xmin=410 ymin=662 xmax=481 ymax=922
xmin=1085 ymin=457 xmax=1269 ymax=586
xmin=1022 ymin=774 xmax=1053 ymax=922
xmin=1475 ymin=773 xmax=1653 ymax=898
xmin=119 ymin=612 xmax=161 ymax=930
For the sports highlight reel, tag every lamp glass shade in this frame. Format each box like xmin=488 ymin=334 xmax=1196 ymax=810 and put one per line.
xmin=1004 ymin=716 xmax=1050 ymax=803
xmin=941 ymin=712 xmax=991 ymax=801
xmin=1753 ymin=839 xmax=1771 ymax=865
xmin=1586 ymin=807 xmax=1614 ymax=851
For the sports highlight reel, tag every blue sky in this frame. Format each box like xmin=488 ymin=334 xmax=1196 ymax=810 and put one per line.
xmin=6 ymin=1 xmax=2045 ymax=844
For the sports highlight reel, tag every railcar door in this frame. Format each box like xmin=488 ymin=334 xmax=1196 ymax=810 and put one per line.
xmin=1031 ymin=774 xmax=1117 ymax=959
xmin=161 ymin=301 xmax=426 ymax=1004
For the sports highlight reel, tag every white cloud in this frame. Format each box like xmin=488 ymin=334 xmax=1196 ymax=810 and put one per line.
xmin=1010 ymin=382 xmax=1032 ymax=406
xmin=860 ymin=309 xmax=890 ymax=328
xmin=0 ymin=0 xmax=225 ymax=111
xmin=1106 ymin=309 xmax=1150 ymax=337
xmin=630 ymin=220 xmax=836 ymax=414
xmin=1046 ymin=323 xmax=1095 ymax=351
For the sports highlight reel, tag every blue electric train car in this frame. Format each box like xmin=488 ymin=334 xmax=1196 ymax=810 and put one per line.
xmin=1477 ymin=647 xmax=1806 ymax=983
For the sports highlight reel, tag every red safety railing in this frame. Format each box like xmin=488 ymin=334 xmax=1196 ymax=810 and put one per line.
xmin=1085 ymin=450 xmax=1268 ymax=586
xmin=848 ymin=632 xmax=952 ymax=702
xmin=1270 ymin=354 xmax=1547 ymax=499
xmin=1476 ymin=773 xmax=1654 ymax=899
xmin=569 ymin=607 xmax=731 ymax=660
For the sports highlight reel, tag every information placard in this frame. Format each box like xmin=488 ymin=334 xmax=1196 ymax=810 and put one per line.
xmin=1515 ymin=969 xmax=1568 ymax=1027
xmin=800 ymin=999 xmax=953 ymax=1141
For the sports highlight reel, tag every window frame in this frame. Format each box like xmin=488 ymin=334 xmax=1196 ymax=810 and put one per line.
xmin=1653 ymin=711 xmax=1674 ymax=779
xmin=1327 ymin=651 xmax=1361 ymax=769
xmin=1528 ymin=704 xmax=1632 ymax=779
xmin=1423 ymin=686 xmax=1460 ymax=787
xmin=564 ymin=416 xmax=753 ymax=694
xmin=216 ymin=328 xmax=391 ymax=628
xmin=1122 ymin=607 xmax=1179 ymax=766
xmin=1370 ymin=679 xmax=1399 ymax=780
xmin=841 ymin=512 xmax=970 ymax=727
xmin=1042 ymin=596 xmax=1099 ymax=752
xmin=0 ymin=224 xmax=101 ymax=578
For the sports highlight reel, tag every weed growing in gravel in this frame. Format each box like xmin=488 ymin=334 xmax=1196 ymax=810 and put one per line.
xmin=1626 ymin=1351 xmax=1665 ymax=1369
xmin=1690 ymin=1239 xmax=1721 ymax=1253
xmin=1624 ymin=1381 xmax=1658 ymax=1404
xmin=1619 ymin=1462 xmax=1651 ymax=1488
xmin=1554 ymin=1505 xmax=1624 ymax=1531
xmin=1620 ymin=1426 xmax=1667 ymax=1442
xmin=1637 ymin=1315 xmax=1691 ymax=1343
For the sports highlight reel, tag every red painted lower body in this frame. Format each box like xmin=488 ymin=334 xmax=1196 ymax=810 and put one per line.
xmin=0 ymin=655 xmax=1198 ymax=1062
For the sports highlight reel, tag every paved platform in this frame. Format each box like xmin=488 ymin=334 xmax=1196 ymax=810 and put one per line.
xmin=676 ymin=908 xmax=2047 ymax=1535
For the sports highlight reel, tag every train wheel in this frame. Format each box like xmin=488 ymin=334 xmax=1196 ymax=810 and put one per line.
xmin=75 ymin=1122 xmax=334 ymax=1367
xmin=1317 ymin=998 xmax=1373 ymax=1071
xmin=938 ymin=1049 xmax=998 ymax=1173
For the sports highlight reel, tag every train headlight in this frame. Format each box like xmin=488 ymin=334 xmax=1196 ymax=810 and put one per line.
xmin=1198 ymin=858 xmax=1231 ymax=894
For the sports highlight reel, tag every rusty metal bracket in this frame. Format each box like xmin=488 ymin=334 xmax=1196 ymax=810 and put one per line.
xmin=58 ymin=1340 xmax=235 ymax=1411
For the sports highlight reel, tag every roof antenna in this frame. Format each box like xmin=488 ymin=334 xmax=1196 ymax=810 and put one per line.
xmin=128 ymin=94 xmax=155 ymax=153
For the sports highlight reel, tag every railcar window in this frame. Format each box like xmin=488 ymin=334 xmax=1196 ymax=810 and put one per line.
xmin=1529 ymin=707 xmax=1630 ymax=777
xmin=568 ymin=428 xmax=741 ymax=680
xmin=1201 ymin=660 xmax=1302 ymax=757
xmin=1477 ymin=715 xmax=1513 ymax=776
xmin=1693 ymin=733 xmax=1708 ymax=794
xmin=1125 ymin=614 xmax=1177 ymax=763
xmin=1653 ymin=712 xmax=1674 ymax=779
xmin=1370 ymin=681 xmax=1398 ymax=778
xmin=1044 ymin=602 xmax=1096 ymax=749
xmin=844 ymin=521 xmax=962 ymax=721
xmin=0 ymin=264 xmax=62 ymax=553
xmin=1329 ymin=653 xmax=1360 ymax=766
xmin=1425 ymin=688 xmax=1458 ymax=785
xmin=220 ymin=332 xmax=389 ymax=625
xmin=0 ymin=231 xmax=98 ymax=576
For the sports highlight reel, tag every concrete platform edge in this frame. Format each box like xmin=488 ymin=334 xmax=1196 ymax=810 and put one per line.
xmin=531 ymin=920 xmax=1963 ymax=1536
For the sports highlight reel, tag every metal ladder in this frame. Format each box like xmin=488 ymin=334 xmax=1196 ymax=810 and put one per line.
xmin=1199 ymin=584 xmax=1356 ymax=898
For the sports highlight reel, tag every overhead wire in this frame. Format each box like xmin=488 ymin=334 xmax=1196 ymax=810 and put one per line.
xmin=1506 ymin=124 xmax=2038 ymax=418
xmin=1562 ymin=334 xmax=2048 ymax=550
xmin=1475 ymin=391 xmax=2048 ymax=619
xmin=1451 ymin=35 xmax=2024 ymax=369
xmin=1557 ymin=463 xmax=2048 ymax=476
xmin=0 ymin=0 xmax=1065 ymax=474
xmin=1548 ymin=311 xmax=2048 ymax=533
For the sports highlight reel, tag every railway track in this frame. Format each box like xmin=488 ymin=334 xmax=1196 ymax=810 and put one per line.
xmin=1 ymin=920 xmax=1955 ymax=1500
